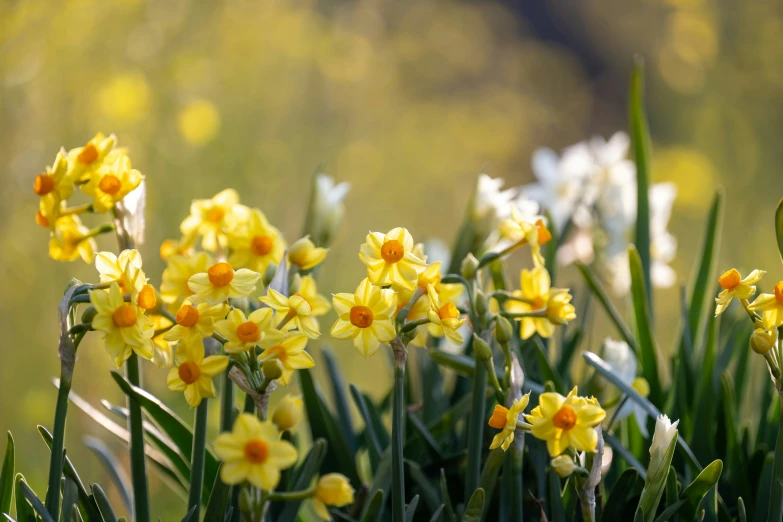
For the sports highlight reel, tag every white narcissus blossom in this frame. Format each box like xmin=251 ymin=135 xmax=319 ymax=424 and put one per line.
xmin=601 ymin=338 xmax=649 ymax=436
xmin=115 ymin=179 xmax=146 ymax=246
xmin=472 ymin=174 xmax=519 ymax=222
xmin=311 ymin=174 xmax=350 ymax=245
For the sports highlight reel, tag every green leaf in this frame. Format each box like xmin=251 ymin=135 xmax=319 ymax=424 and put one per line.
xmin=768 ymin=410 xmax=783 ymax=522
xmin=277 ymin=439 xmax=327 ymax=522
xmin=92 ymin=484 xmax=119 ymax=522
xmin=755 ymin=454 xmax=775 ymax=522
xmin=440 ymin=469 xmax=457 ymax=522
xmin=478 ymin=449 xmax=506 ymax=520
xmin=18 ymin=479 xmax=54 ymax=522
xmin=14 ymin=475 xmax=35 ymax=522
xmin=349 ymin=384 xmax=384 ymax=465
xmin=533 ymin=337 xmax=565 ymax=394
xmin=60 ymin=477 xmax=78 ymax=522
xmin=603 ymin=468 xmax=640 ymax=522
xmin=359 ymin=489 xmax=384 ymax=522
xmin=547 ymin=469 xmax=565 ymax=522
xmin=604 ymin=432 xmax=646 ymax=479
xmin=405 ymin=495 xmax=420 ymax=522
xmin=407 ymin=412 xmax=442 ymax=459
xmin=690 ymin=314 xmax=718 ymax=461
xmin=629 ymin=56 xmax=652 ymax=300
xmin=738 ymin=497 xmax=747 ymax=522
xmin=427 ymin=350 xmax=543 ymax=393
xmin=322 ymin=347 xmax=358 ymax=453
xmin=678 ymin=459 xmax=723 ymax=520
xmin=638 ymin=429 xmax=677 ymax=522
xmin=83 ymin=436 xmax=132 ymax=511
xmin=0 ymin=433 xmax=14 ymax=514
xmin=429 ymin=505 xmax=445 ymax=522
xmin=776 ymin=198 xmax=783 ymax=261
xmin=405 ymin=460 xmax=440 ymax=513
xmin=628 ymin=245 xmax=662 ymax=405
xmin=203 ymin=464 xmax=231 ymax=522
xmin=462 ymin=489 xmax=485 ymax=522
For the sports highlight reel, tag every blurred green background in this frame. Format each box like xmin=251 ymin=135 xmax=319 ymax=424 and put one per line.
xmin=1 ymin=0 xmax=780 ymax=518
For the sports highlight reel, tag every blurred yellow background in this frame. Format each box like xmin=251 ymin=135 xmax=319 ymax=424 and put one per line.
xmin=1 ymin=0 xmax=779 ymax=518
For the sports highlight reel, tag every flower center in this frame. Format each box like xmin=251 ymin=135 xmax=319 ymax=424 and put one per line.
xmin=207 ymin=207 xmax=225 ymax=222
xmin=251 ymin=235 xmax=273 ymax=256
xmin=112 ymin=305 xmax=137 ymax=328
xmin=207 ymin=262 xmax=234 ymax=287
xmin=350 ymin=306 xmax=374 ymax=328
xmin=532 ymin=296 xmax=546 ymax=310
xmin=487 ymin=405 xmax=509 ymax=429
xmin=176 ymin=304 xmax=200 ymax=327
xmin=775 ymin=282 xmax=783 ymax=305
xmin=438 ymin=302 xmax=459 ymax=321
xmin=268 ymin=345 xmax=288 ymax=361
xmin=77 ymin=143 xmax=99 ymax=164
xmin=236 ymin=321 xmax=261 ymax=344
xmin=177 ymin=361 xmax=201 ymax=384
xmin=243 ymin=439 xmax=269 ymax=464
xmin=535 ymin=219 xmax=552 ymax=245
xmin=34 ymin=174 xmax=55 ymax=196
xmin=138 ymin=285 xmax=156 ymax=310
xmin=380 ymin=240 xmax=405 ymax=263
xmin=99 ymin=175 xmax=122 ymax=195
xmin=35 ymin=211 xmax=50 ymax=228
xmin=552 ymin=405 xmax=577 ymax=431
xmin=718 ymin=268 xmax=741 ymax=290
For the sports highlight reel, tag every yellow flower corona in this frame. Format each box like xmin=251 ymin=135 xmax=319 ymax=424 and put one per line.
xmin=89 ymin=282 xmax=154 ymax=367
xmin=188 ymin=262 xmax=260 ymax=306
xmin=260 ymin=289 xmax=321 ymax=339
xmin=487 ymin=394 xmax=530 ymax=451
xmin=715 ymin=268 xmax=764 ymax=316
xmin=426 ymin=284 xmax=466 ymax=345
xmin=359 ymin=227 xmax=425 ymax=290
xmin=80 ymin=154 xmax=143 ymax=213
xmin=164 ymin=302 xmax=229 ymax=342
xmin=214 ymin=414 xmax=298 ymax=490
xmin=180 ymin=189 xmax=246 ymax=252
xmin=65 ymin=133 xmax=121 ymax=183
xmin=312 ymin=473 xmax=355 ymax=520
xmin=257 ymin=330 xmax=314 ymax=385
xmin=330 ymin=278 xmax=398 ymax=357
xmin=166 ymin=337 xmax=229 ymax=407
xmin=214 ymin=308 xmax=275 ymax=353
xmin=228 ymin=208 xmax=286 ymax=273
xmin=34 ymin=150 xmax=73 ymax=225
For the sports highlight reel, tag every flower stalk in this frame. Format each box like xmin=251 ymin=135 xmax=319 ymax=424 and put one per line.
xmin=390 ymin=336 xmax=407 ymax=522
xmin=188 ymin=400 xmax=209 ymax=520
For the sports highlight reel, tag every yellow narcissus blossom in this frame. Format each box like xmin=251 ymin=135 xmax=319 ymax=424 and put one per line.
xmin=215 ymin=308 xmax=275 ymax=353
xmin=164 ymin=302 xmax=229 ymax=342
xmin=228 ymin=209 xmax=286 ymax=273
xmin=292 ymin=275 xmax=330 ymax=317
xmin=404 ymin=295 xmax=430 ymax=347
xmin=66 ymin=133 xmax=119 ymax=183
xmin=257 ymin=331 xmax=314 ymax=385
xmin=749 ymin=281 xmax=783 ymax=329
xmin=95 ymin=249 xmax=147 ymax=295
xmin=288 ymin=236 xmax=328 ymax=270
xmin=331 ymin=278 xmax=397 ymax=357
xmin=715 ymin=268 xmax=764 ymax=316
xmin=49 ymin=215 xmax=97 ymax=263
xmin=260 ymin=289 xmax=321 ymax=339
xmin=499 ymin=208 xmax=552 ymax=267
xmin=167 ymin=337 xmax=229 ymax=407
xmin=180 ymin=189 xmax=245 ymax=252
xmin=271 ymin=395 xmax=304 ymax=431
xmin=426 ymin=284 xmax=466 ymax=345
xmin=312 ymin=473 xmax=355 ymax=520
xmin=525 ymin=387 xmax=606 ymax=457
xmin=160 ymin=237 xmax=195 ymax=261
xmin=89 ymin=282 xmax=154 ymax=367
xmin=160 ymin=252 xmax=212 ymax=305
xmin=359 ymin=227 xmax=425 ymax=290
xmin=34 ymin=150 xmax=72 ymax=223
xmin=80 ymin=154 xmax=143 ymax=213
xmin=506 ymin=267 xmax=575 ymax=339
xmin=487 ymin=394 xmax=530 ymax=451
xmin=188 ymin=262 xmax=260 ymax=306
xmin=214 ymin=413 xmax=298 ymax=490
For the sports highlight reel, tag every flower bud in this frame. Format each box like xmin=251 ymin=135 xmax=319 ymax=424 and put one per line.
xmin=272 ymin=395 xmax=304 ymax=431
xmin=550 ymin=455 xmax=575 ymax=478
xmin=751 ymin=326 xmax=777 ymax=354
xmin=474 ymin=290 xmax=488 ymax=321
xmin=313 ymin=473 xmax=355 ymax=519
xmin=288 ymin=236 xmax=328 ymax=271
xmin=473 ymin=333 xmax=492 ymax=361
xmin=495 ymin=316 xmax=514 ymax=343
xmin=649 ymin=414 xmax=679 ymax=470
xmin=461 ymin=253 xmax=479 ymax=280
xmin=262 ymin=359 xmax=284 ymax=381
xmin=262 ymin=263 xmax=277 ymax=287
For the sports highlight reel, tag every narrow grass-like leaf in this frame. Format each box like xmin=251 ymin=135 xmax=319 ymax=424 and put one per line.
xmin=463 ymin=489 xmax=485 ymax=522
xmin=628 ymin=246 xmax=662 ymax=405
xmin=769 ymin=410 xmax=783 ymax=522
xmin=604 ymin=432 xmax=646 ymax=479
xmin=603 ymin=468 xmax=639 ymax=522
xmin=465 ymin=346 xmax=487 ymax=500
xmin=322 ymin=347 xmax=358 ymax=453
xmin=180 ymin=505 xmax=197 ymax=522
xmin=629 ymin=56 xmax=652 ymax=299
xmin=440 ymin=469 xmax=457 ymax=522
xmin=405 ymin=460 xmax=440 ymax=513
xmin=350 ymin=384 xmax=384 ymax=465
xmin=738 ymin=497 xmax=747 ymax=522
xmin=92 ymin=484 xmax=119 ymax=522
xmin=534 ymin=337 xmax=564 ymax=394
xmin=776 ymin=197 xmax=783 ymax=261
xmin=60 ymin=477 xmax=78 ymax=522
xmin=359 ymin=489 xmax=384 ymax=522
xmin=0 ymin=433 xmax=13 ymax=514
xmin=83 ymin=437 xmax=132 ymax=511
xmin=405 ymin=495 xmax=420 ymax=522
xmin=18 ymin=480 xmax=54 ymax=522
xmin=429 ymin=505 xmax=445 ymax=522
xmin=691 ymin=313 xmax=717 ymax=460
xmin=478 ymin=449 xmax=506 ymax=521
xmin=408 ymin=412 xmax=442 ymax=459
xmin=277 ymin=439 xmax=327 ymax=522
xmin=678 ymin=460 xmax=723 ymax=520
xmin=14 ymin=475 xmax=35 ymax=522
xmin=427 ymin=350 xmax=543 ymax=393
xmin=547 ymin=470 xmax=565 ymax=522
xmin=203 ymin=463 xmax=230 ymax=522
xmin=665 ymin=465 xmax=678 ymax=508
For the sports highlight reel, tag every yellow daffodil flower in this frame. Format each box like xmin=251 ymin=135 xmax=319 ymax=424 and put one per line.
xmin=188 ymin=262 xmax=260 ymax=306
xmin=715 ymin=268 xmax=764 ymax=316
xmin=167 ymin=337 xmax=229 ymax=407
xmin=426 ymin=284 xmax=466 ymax=345
xmin=66 ymin=133 xmax=119 ymax=183
xmin=80 ymin=154 xmax=143 ymax=213
xmin=34 ymin=150 xmax=72 ymax=224
xmin=749 ymin=281 xmax=783 ymax=329
xmin=180 ymin=189 xmax=245 ymax=252
xmin=214 ymin=413 xmax=298 ymax=490
xmin=312 ymin=473 xmax=355 ymax=520
xmin=95 ymin=249 xmax=147 ymax=296
xmin=214 ymin=308 xmax=275 ymax=353
xmin=288 ymin=236 xmax=328 ymax=270
xmin=160 ymin=252 xmax=212 ymax=305
xmin=160 ymin=237 xmax=196 ymax=261
xmin=49 ymin=215 xmax=97 ymax=263
xmin=487 ymin=394 xmax=530 ymax=451
xmin=271 ymin=395 xmax=304 ymax=431
xmin=330 ymin=278 xmax=397 ymax=357
xmin=499 ymin=208 xmax=551 ymax=267
xmin=292 ymin=275 xmax=330 ymax=317
xmin=506 ymin=267 xmax=575 ymax=339
xmin=164 ymin=302 xmax=229 ymax=342
xmin=260 ymin=289 xmax=321 ymax=339
xmin=228 ymin=208 xmax=286 ymax=273
xmin=359 ymin=227 xmax=425 ymax=290
xmin=257 ymin=330 xmax=314 ymax=385
xmin=89 ymin=282 xmax=154 ymax=367
xmin=525 ymin=387 xmax=606 ymax=457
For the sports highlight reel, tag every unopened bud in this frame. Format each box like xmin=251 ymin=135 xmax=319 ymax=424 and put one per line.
xmin=272 ymin=395 xmax=304 ymax=431
xmin=495 ymin=316 xmax=514 ymax=344
xmin=262 ymin=263 xmax=277 ymax=287
xmin=473 ymin=334 xmax=492 ymax=361
xmin=262 ymin=359 xmax=284 ymax=381
xmin=550 ymin=455 xmax=575 ymax=478
xmin=474 ymin=290 xmax=488 ymax=321
xmin=461 ymin=253 xmax=479 ymax=280
xmin=751 ymin=326 xmax=777 ymax=354
xmin=289 ymin=273 xmax=302 ymax=295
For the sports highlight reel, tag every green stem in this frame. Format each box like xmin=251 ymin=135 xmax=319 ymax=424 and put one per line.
xmin=220 ymin=372 xmax=235 ymax=432
xmin=465 ymin=345 xmax=488 ymax=499
xmin=126 ymin=353 xmax=150 ymax=522
xmin=266 ymin=487 xmax=316 ymax=502
xmin=768 ymin=395 xmax=783 ymax=521
xmin=510 ymin=441 xmax=524 ymax=521
xmin=44 ymin=374 xmax=71 ymax=517
xmin=391 ymin=338 xmax=407 ymax=522
xmin=188 ymin=401 xmax=209 ymax=520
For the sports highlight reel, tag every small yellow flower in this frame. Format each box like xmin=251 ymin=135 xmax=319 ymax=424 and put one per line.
xmin=330 ymin=278 xmax=397 ymax=357
xmin=167 ymin=337 xmax=229 ymax=407
xmin=487 ymin=395 xmax=530 ymax=451
xmin=180 ymin=189 xmax=245 ymax=252
xmin=164 ymin=302 xmax=229 ymax=342
xmin=359 ymin=227 xmax=425 ymax=290
xmin=49 ymin=215 xmax=97 ymax=263
xmin=288 ymin=236 xmax=328 ymax=270
xmin=260 ymin=289 xmax=321 ymax=339
xmin=95 ymin=249 xmax=147 ymax=296
xmin=506 ymin=267 xmax=575 ymax=339
xmin=34 ymin=150 xmax=73 ymax=224
xmin=426 ymin=284 xmax=466 ymax=345
xmin=214 ymin=308 xmax=275 ymax=353
xmin=228 ymin=209 xmax=286 ymax=274
xmin=258 ymin=331 xmax=314 ymax=385
xmin=80 ymin=154 xmax=143 ymax=213
xmin=66 ymin=133 xmax=120 ymax=183
xmin=499 ymin=208 xmax=551 ymax=267
xmin=160 ymin=252 xmax=212 ymax=306
xmin=312 ymin=473 xmax=355 ymax=520
xmin=292 ymin=275 xmax=330 ymax=317
xmin=715 ymin=268 xmax=764 ymax=316
xmin=546 ymin=289 xmax=577 ymax=325
xmin=749 ymin=281 xmax=783 ymax=329
xmin=271 ymin=395 xmax=304 ymax=431
xmin=188 ymin=262 xmax=261 ymax=306
xmin=89 ymin=282 xmax=154 ymax=367
xmin=525 ymin=387 xmax=606 ymax=457
xmin=160 ymin=237 xmax=196 ymax=261
xmin=214 ymin=413 xmax=298 ymax=490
